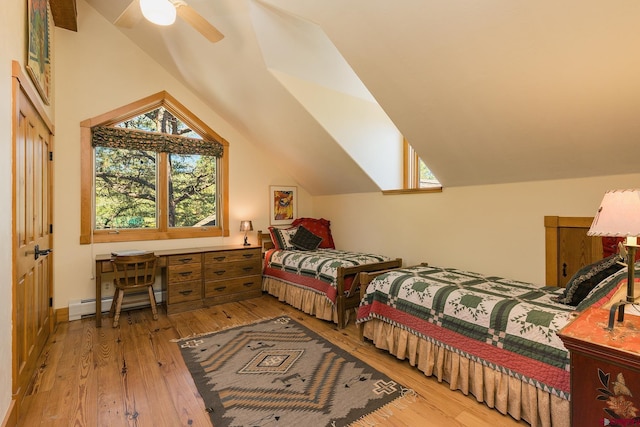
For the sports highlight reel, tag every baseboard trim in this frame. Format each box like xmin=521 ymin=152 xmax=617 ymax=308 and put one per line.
xmin=56 ymin=307 xmax=69 ymax=324
xmin=1 ymin=399 xmax=17 ymax=427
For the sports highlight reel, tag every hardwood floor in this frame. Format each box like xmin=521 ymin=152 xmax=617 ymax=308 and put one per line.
xmin=17 ymin=295 xmax=527 ymax=426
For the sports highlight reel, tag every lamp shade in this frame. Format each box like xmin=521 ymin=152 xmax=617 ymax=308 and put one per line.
xmin=240 ymin=220 xmax=253 ymax=232
xmin=587 ymin=189 xmax=640 ymax=237
xmin=140 ymin=0 xmax=176 ymax=26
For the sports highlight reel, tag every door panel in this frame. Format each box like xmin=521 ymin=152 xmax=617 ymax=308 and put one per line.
xmin=13 ymin=73 xmax=53 ymax=410
xmin=557 ymin=227 xmax=602 ymax=287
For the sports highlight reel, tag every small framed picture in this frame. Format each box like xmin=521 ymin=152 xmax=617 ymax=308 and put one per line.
xmin=269 ymin=186 xmax=297 ymax=225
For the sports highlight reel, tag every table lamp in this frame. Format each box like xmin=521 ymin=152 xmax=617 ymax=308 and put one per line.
xmin=240 ymin=220 xmax=253 ymax=246
xmin=587 ymin=189 xmax=640 ymax=329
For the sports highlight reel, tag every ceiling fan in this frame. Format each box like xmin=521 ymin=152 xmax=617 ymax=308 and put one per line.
xmin=115 ymin=0 xmax=224 ymax=43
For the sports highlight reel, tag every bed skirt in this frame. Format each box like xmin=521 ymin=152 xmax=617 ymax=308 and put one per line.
xmin=361 ymin=319 xmax=569 ymax=427
xmin=262 ymin=276 xmax=348 ymax=324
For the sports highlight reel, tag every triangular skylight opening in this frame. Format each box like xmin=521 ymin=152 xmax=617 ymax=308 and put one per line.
xmin=250 ymin=1 xmax=439 ymax=191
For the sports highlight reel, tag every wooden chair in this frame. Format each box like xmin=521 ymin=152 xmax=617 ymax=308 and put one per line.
xmin=110 ymin=253 xmax=159 ymax=327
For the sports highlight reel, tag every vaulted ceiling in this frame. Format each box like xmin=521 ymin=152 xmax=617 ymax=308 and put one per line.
xmin=79 ymin=0 xmax=640 ymax=195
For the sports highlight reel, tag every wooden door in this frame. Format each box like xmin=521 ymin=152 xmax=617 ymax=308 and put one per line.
xmin=12 ymin=67 xmax=54 ymax=408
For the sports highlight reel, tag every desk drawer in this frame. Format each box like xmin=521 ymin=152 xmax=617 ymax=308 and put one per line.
xmin=168 ymin=253 xmax=201 ymax=266
xmin=204 ymin=260 xmax=261 ymax=280
xmin=168 ymin=280 xmax=201 ymax=304
xmin=168 ymin=263 xmax=202 ymax=283
xmin=204 ymin=248 xmax=260 ymax=264
xmin=204 ymin=275 xmax=262 ymax=298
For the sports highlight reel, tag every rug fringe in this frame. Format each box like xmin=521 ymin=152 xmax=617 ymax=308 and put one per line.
xmin=346 ymin=387 xmax=419 ymax=427
xmin=170 ymin=315 xmax=287 ymax=343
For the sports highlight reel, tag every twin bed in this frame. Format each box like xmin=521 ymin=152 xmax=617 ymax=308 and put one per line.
xmin=258 ymin=216 xmax=633 ymax=427
xmin=258 ymin=218 xmax=401 ymax=328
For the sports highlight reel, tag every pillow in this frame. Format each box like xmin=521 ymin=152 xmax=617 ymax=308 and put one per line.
xmin=575 ymin=261 xmax=639 ymax=311
xmin=553 ymin=254 xmax=624 ymax=306
xmin=268 ymin=226 xmax=298 ymax=250
xmin=291 ymin=218 xmax=335 ymax=249
xmin=290 ymin=226 xmax=323 ymax=251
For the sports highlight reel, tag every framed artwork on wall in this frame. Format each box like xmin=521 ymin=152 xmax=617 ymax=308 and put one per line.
xmin=269 ymin=185 xmax=297 ymax=225
xmin=26 ymin=0 xmax=52 ymax=105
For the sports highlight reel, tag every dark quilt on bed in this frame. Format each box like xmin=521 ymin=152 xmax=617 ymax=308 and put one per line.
xmin=357 ymin=265 xmax=574 ymax=398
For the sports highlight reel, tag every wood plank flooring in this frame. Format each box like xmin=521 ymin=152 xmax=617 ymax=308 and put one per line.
xmin=17 ymin=295 xmax=527 ymax=426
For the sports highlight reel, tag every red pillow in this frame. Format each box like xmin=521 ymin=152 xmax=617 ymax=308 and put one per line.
xmin=602 ymin=237 xmax=640 ymax=261
xmin=291 ymin=218 xmax=335 ymax=249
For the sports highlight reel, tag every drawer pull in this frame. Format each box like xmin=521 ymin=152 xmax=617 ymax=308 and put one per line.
xmin=179 ymin=290 xmax=193 ymax=296
xmin=179 ymin=271 xmax=193 ymax=277
xmin=243 ymin=282 xmax=255 ymax=287
xmin=214 ymin=270 xmax=226 ymax=276
xmin=214 ymin=286 xmax=226 ymax=292
xmin=178 ymin=257 xmax=193 ymax=263
xmin=213 ymin=256 xmax=226 ymax=261
xmin=242 ymin=267 xmax=253 ymax=272
xmin=242 ymin=254 xmax=255 ymax=258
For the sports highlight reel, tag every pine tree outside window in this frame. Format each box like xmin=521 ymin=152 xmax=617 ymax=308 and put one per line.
xmin=80 ymin=92 xmax=229 ymax=244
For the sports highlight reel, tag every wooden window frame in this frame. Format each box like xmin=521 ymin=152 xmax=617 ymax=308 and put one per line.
xmin=384 ymin=139 xmax=442 ymax=195
xmin=79 ymin=91 xmax=229 ymax=244
xmin=403 ymin=140 xmax=419 ymax=189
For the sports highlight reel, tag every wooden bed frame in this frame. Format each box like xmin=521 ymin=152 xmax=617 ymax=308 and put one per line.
xmin=257 ymin=230 xmax=402 ymax=328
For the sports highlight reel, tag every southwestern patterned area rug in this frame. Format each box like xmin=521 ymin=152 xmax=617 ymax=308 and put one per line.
xmin=177 ymin=316 xmax=415 ymax=427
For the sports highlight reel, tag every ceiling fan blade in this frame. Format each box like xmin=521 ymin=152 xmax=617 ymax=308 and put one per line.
xmin=175 ymin=3 xmax=224 ymax=43
xmin=114 ymin=0 xmax=142 ymax=28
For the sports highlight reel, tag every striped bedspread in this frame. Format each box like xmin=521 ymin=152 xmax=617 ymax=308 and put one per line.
xmin=357 ymin=265 xmax=574 ymax=398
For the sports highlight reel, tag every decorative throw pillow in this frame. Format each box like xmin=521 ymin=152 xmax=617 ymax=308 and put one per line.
xmin=290 ymin=226 xmax=323 ymax=251
xmin=268 ymin=226 xmax=298 ymax=250
xmin=575 ymin=265 xmax=632 ymax=312
xmin=291 ymin=217 xmax=335 ymax=249
xmin=554 ymin=254 xmax=624 ymax=306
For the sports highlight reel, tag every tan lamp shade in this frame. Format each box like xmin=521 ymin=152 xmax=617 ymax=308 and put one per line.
xmin=240 ymin=220 xmax=253 ymax=232
xmin=587 ymin=189 xmax=640 ymax=238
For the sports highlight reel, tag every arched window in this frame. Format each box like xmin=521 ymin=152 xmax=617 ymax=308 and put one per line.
xmin=80 ymin=91 xmax=229 ymax=244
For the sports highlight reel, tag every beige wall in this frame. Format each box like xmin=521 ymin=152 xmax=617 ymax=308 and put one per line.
xmin=52 ymin=0 xmax=310 ymax=309
xmin=2 ymin=0 xmax=638 ymax=423
xmin=314 ymin=173 xmax=640 ymax=285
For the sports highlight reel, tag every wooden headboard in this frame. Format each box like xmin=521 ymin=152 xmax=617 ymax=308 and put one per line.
xmin=544 ymin=216 xmax=602 ymax=287
xmin=257 ymin=230 xmax=274 ymax=255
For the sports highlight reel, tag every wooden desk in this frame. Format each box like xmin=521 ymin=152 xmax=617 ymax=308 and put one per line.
xmin=558 ymin=307 xmax=640 ymax=426
xmin=95 ymin=245 xmax=262 ymax=327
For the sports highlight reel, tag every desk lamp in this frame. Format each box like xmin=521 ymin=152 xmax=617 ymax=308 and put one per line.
xmin=587 ymin=189 xmax=640 ymax=329
xmin=240 ymin=220 xmax=253 ymax=246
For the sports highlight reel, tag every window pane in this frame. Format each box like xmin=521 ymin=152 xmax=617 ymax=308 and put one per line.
xmin=95 ymin=147 xmax=157 ymax=229
xmin=418 ymin=158 xmax=440 ymax=188
xmin=168 ymin=153 xmax=216 ymax=227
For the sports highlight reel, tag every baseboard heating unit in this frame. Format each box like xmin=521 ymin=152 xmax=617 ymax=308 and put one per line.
xmin=68 ymin=290 xmax=165 ymax=321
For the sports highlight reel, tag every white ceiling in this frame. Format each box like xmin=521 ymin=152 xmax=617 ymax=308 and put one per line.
xmin=83 ymin=0 xmax=640 ymax=194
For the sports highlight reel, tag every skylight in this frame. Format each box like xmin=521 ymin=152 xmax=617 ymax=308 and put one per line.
xmin=249 ymin=1 xmax=439 ymax=191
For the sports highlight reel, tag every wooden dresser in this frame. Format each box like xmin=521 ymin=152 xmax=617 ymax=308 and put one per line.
xmin=558 ymin=307 xmax=640 ymax=426
xmin=95 ymin=245 xmax=263 ymax=325
xmin=164 ymin=246 xmax=262 ymax=314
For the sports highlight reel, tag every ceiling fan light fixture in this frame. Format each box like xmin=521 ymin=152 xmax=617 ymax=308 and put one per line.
xmin=140 ymin=0 xmax=176 ymax=26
